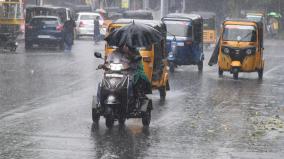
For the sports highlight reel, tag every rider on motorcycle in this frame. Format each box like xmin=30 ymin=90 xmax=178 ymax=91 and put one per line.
xmin=100 ymin=44 xmax=152 ymax=97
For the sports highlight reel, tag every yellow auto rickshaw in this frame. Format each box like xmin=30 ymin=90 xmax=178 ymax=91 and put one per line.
xmin=0 ymin=0 xmax=24 ymax=51
xmin=218 ymin=19 xmax=264 ymax=80
xmin=105 ymin=19 xmax=170 ymax=99
xmin=191 ymin=11 xmax=217 ymax=49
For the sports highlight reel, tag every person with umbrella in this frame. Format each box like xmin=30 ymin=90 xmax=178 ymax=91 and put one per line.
xmin=103 ymin=22 xmax=163 ymax=98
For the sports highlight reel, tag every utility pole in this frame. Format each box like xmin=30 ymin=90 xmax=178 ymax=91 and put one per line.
xmin=143 ymin=0 xmax=149 ymax=10
xmin=161 ymin=0 xmax=168 ymax=18
xmin=182 ymin=0 xmax=186 ymax=13
xmin=36 ymin=0 xmax=43 ymax=6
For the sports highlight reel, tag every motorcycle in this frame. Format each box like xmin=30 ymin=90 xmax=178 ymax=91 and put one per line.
xmin=92 ymin=52 xmax=152 ymax=128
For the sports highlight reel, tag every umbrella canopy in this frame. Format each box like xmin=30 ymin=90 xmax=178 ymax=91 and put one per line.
xmin=268 ymin=12 xmax=282 ymax=18
xmin=105 ymin=22 xmax=163 ymax=48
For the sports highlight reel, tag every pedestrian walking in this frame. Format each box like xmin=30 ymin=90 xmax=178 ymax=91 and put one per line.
xmin=63 ymin=18 xmax=76 ymax=51
xmin=93 ymin=16 xmax=100 ymax=44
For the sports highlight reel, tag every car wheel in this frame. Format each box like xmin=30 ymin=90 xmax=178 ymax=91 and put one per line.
xmin=198 ymin=61 xmax=203 ymax=72
xmin=258 ymin=69 xmax=263 ymax=80
xmin=218 ymin=67 xmax=223 ymax=77
xmin=59 ymin=41 xmax=65 ymax=50
xmin=25 ymin=42 xmax=32 ymax=50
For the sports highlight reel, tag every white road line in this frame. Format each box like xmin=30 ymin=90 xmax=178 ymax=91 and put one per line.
xmin=264 ymin=64 xmax=284 ymax=76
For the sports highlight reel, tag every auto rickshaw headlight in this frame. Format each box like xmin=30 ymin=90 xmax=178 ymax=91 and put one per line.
xmin=246 ymin=49 xmax=252 ymax=55
xmin=223 ymin=47 xmax=230 ymax=54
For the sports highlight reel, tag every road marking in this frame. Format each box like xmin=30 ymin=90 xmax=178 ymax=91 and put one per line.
xmin=264 ymin=64 xmax=284 ymax=76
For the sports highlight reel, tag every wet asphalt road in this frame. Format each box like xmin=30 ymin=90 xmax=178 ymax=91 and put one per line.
xmin=0 ymin=38 xmax=284 ymax=159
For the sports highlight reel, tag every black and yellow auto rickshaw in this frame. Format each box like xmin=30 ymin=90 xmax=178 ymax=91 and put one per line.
xmin=0 ymin=0 xmax=24 ymax=52
xmin=191 ymin=11 xmax=217 ymax=49
xmin=105 ymin=19 xmax=170 ymax=99
xmin=217 ymin=19 xmax=264 ymax=80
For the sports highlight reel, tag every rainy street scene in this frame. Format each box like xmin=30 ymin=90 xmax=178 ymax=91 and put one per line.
xmin=1 ymin=0 xmax=284 ymax=159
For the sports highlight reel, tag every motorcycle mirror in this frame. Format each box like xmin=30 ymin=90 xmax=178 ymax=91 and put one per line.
xmin=94 ymin=52 xmax=102 ymax=58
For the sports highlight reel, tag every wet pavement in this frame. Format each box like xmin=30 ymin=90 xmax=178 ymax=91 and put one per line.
xmin=0 ymin=38 xmax=284 ymax=159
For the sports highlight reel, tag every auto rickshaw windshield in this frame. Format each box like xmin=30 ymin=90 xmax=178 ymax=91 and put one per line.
xmin=164 ymin=21 xmax=192 ymax=37
xmin=223 ymin=25 xmax=257 ymax=42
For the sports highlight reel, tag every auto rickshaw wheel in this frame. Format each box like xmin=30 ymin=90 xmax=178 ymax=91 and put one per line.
xmin=142 ymin=110 xmax=151 ymax=126
xmin=232 ymin=68 xmax=239 ymax=80
xmin=198 ymin=62 xmax=203 ymax=72
xmin=218 ymin=67 xmax=223 ymax=76
xmin=92 ymin=108 xmax=100 ymax=123
xmin=159 ymin=86 xmax=166 ymax=100
xmin=105 ymin=116 xmax=114 ymax=128
xmin=258 ymin=69 xmax=263 ymax=80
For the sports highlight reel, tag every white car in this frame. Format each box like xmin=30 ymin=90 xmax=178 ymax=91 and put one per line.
xmin=75 ymin=12 xmax=105 ymax=39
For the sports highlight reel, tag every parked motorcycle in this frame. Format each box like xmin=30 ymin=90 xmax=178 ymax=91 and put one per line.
xmin=92 ymin=52 xmax=152 ymax=128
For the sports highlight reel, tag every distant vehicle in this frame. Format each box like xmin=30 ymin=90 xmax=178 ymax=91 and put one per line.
xmin=191 ymin=11 xmax=217 ymax=49
xmin=122 ymin=10 xmax=153 ymax=20
xmin=0 ymin=0 xmax=24 ymax=52
xmin=217 ymin=19 xmax=264 ymax=80
xmin=162 ymin=13 xmax=204 ymax=73
xmin=25 ymin=6 xmax=75 ymax=24
xmin=75 ymin=12 xmax=105 ymax=39
xmin=25 ymin=16 xmax=64 ymax=49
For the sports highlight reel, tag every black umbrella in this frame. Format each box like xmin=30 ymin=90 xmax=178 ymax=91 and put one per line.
xmin=105 ymin=22 xmax=163 ymax=48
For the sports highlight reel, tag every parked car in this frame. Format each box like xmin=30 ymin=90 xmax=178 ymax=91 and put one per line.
xmin=25 ymin=16 xmax=64 ymax=49
xmin=75 ymin=12 xmax=105 ymax=39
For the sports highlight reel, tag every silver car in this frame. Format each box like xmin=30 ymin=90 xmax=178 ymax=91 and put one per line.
xmin=75 ymin=12 xmax=105 ymax=39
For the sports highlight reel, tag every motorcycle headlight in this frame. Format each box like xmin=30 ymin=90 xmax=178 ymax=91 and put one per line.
xmin=110 ymin=64 xmax=123 ymax=71
xmin=246 ymin=49 xmax=252 ymax=55
xmin=223 ymin=47 xmax=230 ymax=54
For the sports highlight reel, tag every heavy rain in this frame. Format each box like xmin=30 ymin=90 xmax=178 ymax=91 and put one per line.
xmin=0 ymin=0 xmax=284 ymax=159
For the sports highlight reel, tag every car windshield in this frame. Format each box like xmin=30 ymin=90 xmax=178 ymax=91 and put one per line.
xmin=223 ymin=25 xmax=257 ymax=42
xmin=80 ymin=14 xmax=100 ymax=20
xmin=203 ymin=18 xmax=215 ymax=29
xmin=164 ymin=20 xmax=192 ymax=37
xmin=246 ymin=15 xmax=263 ymax=22
xmin=31 ymin=18 xmax=58 ymax=26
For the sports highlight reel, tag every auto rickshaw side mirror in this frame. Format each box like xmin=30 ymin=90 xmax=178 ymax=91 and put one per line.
xmin=94 ymin=52 xmax=103 ymax=58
